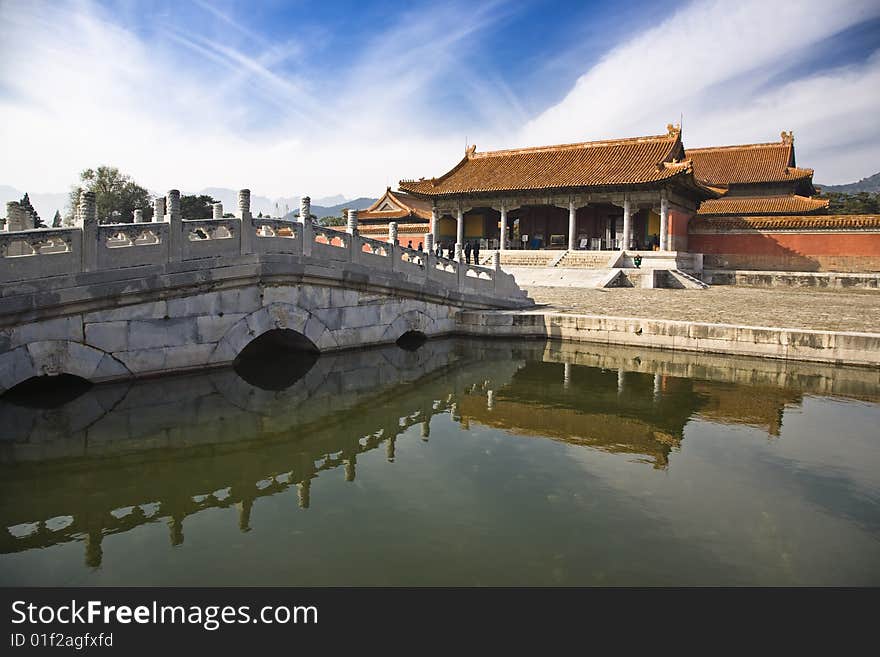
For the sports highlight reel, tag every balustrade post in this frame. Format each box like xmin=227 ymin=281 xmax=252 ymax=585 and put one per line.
xmin=133 ymin=209 xmax=144 ymax=223
xmin=166 ymin=189 xmax=183 ymax=262
xmin=153 ymin=197 xmax=165 ymax=224
xmin=80 ymin=191 xmax=98 ymax=272
xmin=389 ymin=221 xmax=399 ymax=271
xmin=424 ymin=232 xmax=434 ymax=269
xmin=238 ymin=189 xmax=253 ymax=255
xmin=300 ymin=196 xmax=312 ymax=257
xmin=492 ymin=251 xmax=500 ymax=271
xmin=213 ymin=202 xmax=223 ymax=220
xmin=346 ymin=208 xmax=358 ymax=235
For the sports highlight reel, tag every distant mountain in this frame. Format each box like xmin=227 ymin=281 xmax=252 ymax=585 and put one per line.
xmin=0 ymin=185 xmax=70 ymax=223
xmin=196 ymin=188 xmax=299 ymax=218
xmin=282 ymin=197 xmax=376 ymax=220
xmin=817 ymin=172 xmax=880 ymax=194
xmin=311 ymin=194 xmax=347 ymax=206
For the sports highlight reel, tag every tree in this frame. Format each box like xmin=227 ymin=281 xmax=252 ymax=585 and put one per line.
xmin=67 ymin=166 xmax=151 ymax=224
xmin=180 ymin=194 xmax=216 ymax=220
xmin=319 ymin=215 xmax=345 ymax=226
xmin=52 ymin=210 xmax=62 ymax=227
xmin=817 ymin=191 xmax=880 ymax=214
xmin=20 ymin=193 xmax=45 ymax=228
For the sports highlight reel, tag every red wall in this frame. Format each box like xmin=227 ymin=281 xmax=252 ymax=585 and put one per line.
xmin=689 ymin=232 xmax=880 ymax=256
xmin=689 ymin=232 xmax=880 ymax=272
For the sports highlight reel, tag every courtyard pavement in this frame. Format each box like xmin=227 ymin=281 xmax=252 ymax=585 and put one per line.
xmin=524 ymin=285 xmax=880 ymax=333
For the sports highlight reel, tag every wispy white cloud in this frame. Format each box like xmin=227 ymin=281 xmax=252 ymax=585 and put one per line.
xmin=0 ymin=0 xmax=877 ymax=213
xmin=516 ymin=0 xmax=880 ymax=183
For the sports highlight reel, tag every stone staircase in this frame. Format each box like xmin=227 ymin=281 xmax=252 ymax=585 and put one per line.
xmin=477 ymin=249 xmax=709 ymax=290
xmin=554 ymin=251 xmax=616 ymax=268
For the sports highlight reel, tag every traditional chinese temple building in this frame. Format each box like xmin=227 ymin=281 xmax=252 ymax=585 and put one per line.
xmin=357 ymin=188 xmax=433 ymax=247
xmin=360 ymin=125 xmax=879 ymax=272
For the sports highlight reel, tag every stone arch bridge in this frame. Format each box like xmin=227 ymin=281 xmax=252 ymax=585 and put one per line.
xmin=0 ymin=190 xmax=530 ymax=393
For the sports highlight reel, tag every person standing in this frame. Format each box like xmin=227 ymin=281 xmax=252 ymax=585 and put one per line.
xmin=407 ymin=240 xmax=413 ymax=250
xmin=473 ymin=239 xmax=480 ymax=265
xmin=464 ymin=240 xmax=472 ymax=264
xmin=417 ymin=241 xmax=423 ymax=252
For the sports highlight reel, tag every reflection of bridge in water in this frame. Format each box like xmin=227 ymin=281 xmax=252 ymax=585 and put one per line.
xmin=2 ymin=338 xmax=878 ymax=567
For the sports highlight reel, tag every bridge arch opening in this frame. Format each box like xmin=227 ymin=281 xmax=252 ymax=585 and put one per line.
xmin=233 ymin=329 xmax=319 ymax=390
xmin=1 ymin=373 xmax=93 ymax=408
xmin=396 ymin=330 xmax=428 ymax=351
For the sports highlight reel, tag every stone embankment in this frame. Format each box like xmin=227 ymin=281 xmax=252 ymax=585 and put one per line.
xmin=456 ymin=311 xmax=880 ymax=367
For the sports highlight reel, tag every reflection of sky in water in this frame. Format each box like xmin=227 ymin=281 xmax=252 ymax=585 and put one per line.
xmin=0 ymin=339 xmax=878 ymax=586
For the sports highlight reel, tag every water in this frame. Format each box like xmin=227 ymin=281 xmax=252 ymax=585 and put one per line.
xmin=1 ymin=338 xmax=878 ymax=586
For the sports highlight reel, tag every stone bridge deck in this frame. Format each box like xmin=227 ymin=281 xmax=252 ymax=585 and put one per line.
xmin=0 ymin=195 xmax=530 ymax=392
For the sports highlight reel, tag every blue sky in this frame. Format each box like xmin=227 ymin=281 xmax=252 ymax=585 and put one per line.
xmin=1 ymin=0 xmax=879 ymax=201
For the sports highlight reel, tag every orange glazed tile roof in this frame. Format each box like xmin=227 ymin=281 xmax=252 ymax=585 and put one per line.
xmin=359 ymin=223 xmax=429 ymax=234
xmin=697 ymin=195 xmax=829 ymax=216
xmin=686 ymin=132 xmax=814 ymax=186
xmin=359 ymin=189 xmax=432 ymax=221
xmin=399 ymin=126 xmax=697 ymax=197
xmin=691 ymin=214 xmax=880 ymax=231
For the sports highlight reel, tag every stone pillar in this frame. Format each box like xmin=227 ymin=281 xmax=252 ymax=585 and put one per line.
xmin=568 ymin=199 xmax=577 ymax=251
xmin=133 ymin=209 xmax=144 ymax=223
xmin=238 ymin=189 xmax=251 ymax=219
xmin=454 ymin=243 xmax=463 ymax=263
xmin=5 ymin=202 xmax=28 ymax=234
xmin=299 ymin=196 xmax=312 ymax=256
xmin=499 ymin=205 xmax=508 ymax=251
xmin=431 ymin=206 xmax=439 ymax=238
xmin=213 ymin=202 xmax=223 ymax=219
xmin=165 ymin=189 xmax=181 ymax=221
xmin=166 ymin=190 xmax=183 ymax=262
xmin=492 ymin=251 xmax=500 ymax=271
xmin=456 ymin=207 xmax=464 ymax=258
xmin=153 ymin=197 xmax=165 ymax=224
xmin=388 ymin=221 xmax=398 ymax=245
xmin=80 ymin=190 xmax=98 ymax=272
xmin=5 ymin=202 xmax=31 ymax=255
xmin=659 ymin=196 xmax=669 ymax=251
xmin=347 ymin=208 xmax=358 ymax=235
xmin=239 ymin=189 xmax=253 ymax=255
xmin=622 ymin=197 xmax=631 ymax=251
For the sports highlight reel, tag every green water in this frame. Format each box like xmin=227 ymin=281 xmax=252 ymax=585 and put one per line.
xmin=1 ymin=338 xmax=878 ymax=586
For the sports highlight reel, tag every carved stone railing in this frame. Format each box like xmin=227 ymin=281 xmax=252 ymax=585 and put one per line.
xmin=0 ymin=191 xmax=527 ymax=304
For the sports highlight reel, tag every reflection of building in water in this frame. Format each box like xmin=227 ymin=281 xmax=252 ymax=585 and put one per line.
xmin=690 ymin=382 xmax=803 ymax=437
xmin=2 ymin=338 xmax=877 ymax=566
xmin=459 ymin=361 xmax=697 ymax=469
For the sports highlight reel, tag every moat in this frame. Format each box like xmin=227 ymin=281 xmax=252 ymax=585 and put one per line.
xmin=1 ymin=338 xmax=878 ymax=586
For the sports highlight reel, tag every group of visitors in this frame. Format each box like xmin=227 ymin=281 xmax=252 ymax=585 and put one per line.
xmin=431 ymin=240 xmax=481 ymax=263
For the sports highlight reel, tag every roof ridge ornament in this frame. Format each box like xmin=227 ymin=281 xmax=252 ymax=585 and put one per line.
xmin=667 ymin=123 xmax=681 ymax=137
xmin=466 ymin=144 xmax=477 ymax=157
xmin=781 ymin=130 xmax=794 ymax=144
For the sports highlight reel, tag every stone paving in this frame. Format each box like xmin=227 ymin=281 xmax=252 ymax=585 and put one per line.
xmin=524 ymin=285 xmax=880 ymax=333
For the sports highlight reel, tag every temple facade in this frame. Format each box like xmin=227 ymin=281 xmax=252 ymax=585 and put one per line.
xmin=399 ymin=124 xmax=711 ymax=255
xmin=358 ymin=124 xmax=880 ymax=272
